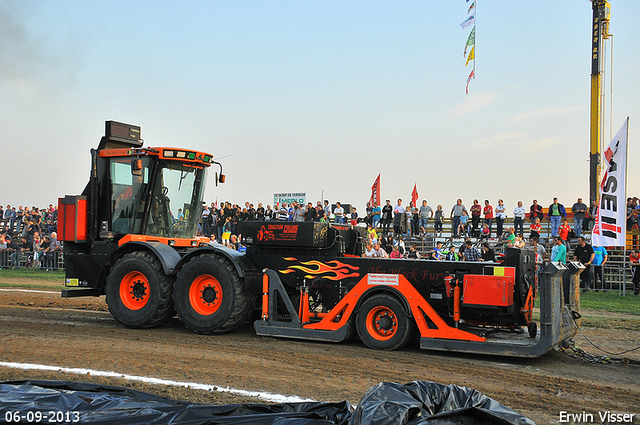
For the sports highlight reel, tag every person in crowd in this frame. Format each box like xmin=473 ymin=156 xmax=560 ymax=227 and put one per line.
xmin=371 ymin=203 xmax=381 ymax=228
xmin=410 ymin=202 xmax=420 ymax=237
xmin=529 ymin=199 xmax=544 ymax=224
xmin=458 ymin=210 xmax=469 ymax=237
xmin=364 ymin=202 xmax=373 ymax=226
xmin=277 ymin=203 xmax=289 ymax=221
xmin=530 ymin=237 xmax=546 ymax=261
xmin=592 ymin=245 xmax=608 ymax=291
xmin=480 ymin=223 xmax=490 ymax=240
xmin=381 ymin=200 xmax=393 ymax=235
xmin=294 ymin=204 xmax=305 ymax=222
xmin=513 ymin=201 xmax=526 ymax=237
xmin=450 ymin=199 xmax=467 ymax=237
xmin=550 ymin=236 xmax=567 ymax=264
xmin=305 ymin=202 xmax=317 ymax=221
xmin=630 ymin=249 xmax=640 ymax=295
xmin=315 ymin=201 xmax=324 ymax=222
xmin=481 ymin=242 xmax=495 ymax=261
xmin=559 ymin=218 xmax=571 ymax=250
xmin=434 ymin=205 xmax=444 ymax=237
xmin=463 ymin=240 xmax=481 ymax=261
xmin=393 ymin=199 xmax=405 ymax=237
xmin=445 ymin=245 xmax=460 ymax=261
xmin=389 ymin=245 xmax=401 ymax=258
xmin=430 ymin=242 xmax=444 ymax=260
xmin=372 ymin=242 xmax=389 ymax=258
xmin=495 ymin=199 xmax=506 ymax=239
xmin=529 ymin=217 xmax=541 ymax=240
xmin=256 ymin=203 xmax=265 ymax=221
xmin=333 ymin=202 xmax=344 ymax=224
xmin=505 ymin=227 xmax=516 ymax=247
xmin=574 ymin=236 xmax=595 ymax=292
xmin=407 ymin=243 xmax=420 ymax=259
xmin=419 ymin=200 xmax=433 ymax=237
xmin=482 ymin=200 xmax=493 ymax=237
xmin=548 ymin=197 xmax=566 ymax=237
xmin=514 ymin=234 xmax=525 ymax=249
xmin=323 ymin=200 xmax=332 ymax=222
xmin=470 ymin=199 xmax=482 ymax=236
xmin=571 ymin=198 xmax=588 ymax=238
xmin=362 ymin=242 xmax=375 ymax=257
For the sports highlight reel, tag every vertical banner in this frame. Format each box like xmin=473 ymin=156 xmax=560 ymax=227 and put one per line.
xmin=411 ymin=184 xmax=419 ymax=207
xmin=461 ymin=1 xmax=476 ymax=94
xmin=370 ymin=174 xmax=381 ymax=207
xmin=592 ymin=118 xmax=629 ymax=247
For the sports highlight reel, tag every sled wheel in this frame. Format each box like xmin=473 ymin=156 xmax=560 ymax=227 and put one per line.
xmin=528 ymin=321 xmax=537 ymax=338
xmin=174 ymin=254 xmax=249 ymax=334
xmin=106 ymin=251 xmax=175 ymax=328
xmin=356 ymin=294 xmax=413 ymax=351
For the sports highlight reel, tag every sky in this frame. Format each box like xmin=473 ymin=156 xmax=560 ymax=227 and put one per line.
xmin=1 ymin=0 xmax=639 ymax=213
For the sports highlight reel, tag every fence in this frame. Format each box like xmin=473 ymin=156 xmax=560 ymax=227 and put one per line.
xmin=0 ymin=250 xmax=64 ymax=270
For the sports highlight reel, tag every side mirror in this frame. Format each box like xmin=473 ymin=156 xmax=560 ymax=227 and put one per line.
xmin=132 ymin=159 xmax=143 ymax=176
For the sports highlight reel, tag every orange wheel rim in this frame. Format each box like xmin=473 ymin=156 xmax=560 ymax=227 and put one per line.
xmin=189 ymin=274 xmax=222 ymax=316
xmin=120 ymin=271 xmax=150 ymax=310
xmin=365 ymin=306 xmax=398 ymax=341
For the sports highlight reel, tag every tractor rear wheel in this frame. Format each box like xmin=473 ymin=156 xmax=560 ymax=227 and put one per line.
xmin=105 ymin=251 xmax=175 ymax=328
xmin=356 ymin=294 xmax=413 ymax=351
xmin=173 ymin=254 xmax=249 ymax=334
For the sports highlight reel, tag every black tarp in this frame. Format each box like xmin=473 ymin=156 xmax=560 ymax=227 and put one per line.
xmin=0 ymin=380 xmax=534 ymax=425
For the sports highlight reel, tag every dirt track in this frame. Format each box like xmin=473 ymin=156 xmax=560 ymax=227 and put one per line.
xmin=0 ymin=284 xmax=639 ymax=424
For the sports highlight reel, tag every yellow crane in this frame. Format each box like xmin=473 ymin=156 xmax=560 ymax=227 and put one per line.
xmin=590 ymin=0 xmax=611 ymax=204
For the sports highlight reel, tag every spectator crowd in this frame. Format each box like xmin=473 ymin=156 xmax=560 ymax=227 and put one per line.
xmin=0 ymin=204 xmax=61 ymax=269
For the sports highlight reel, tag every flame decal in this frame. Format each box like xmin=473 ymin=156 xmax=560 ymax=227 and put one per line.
xmin=279 ymin=258 xmax=360 ymax=281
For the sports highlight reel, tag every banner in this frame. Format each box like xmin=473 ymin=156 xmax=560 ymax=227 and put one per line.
xmin=370 ymin=174 xmax=381 ymax=207
xmin=411 ymin=184 xmax=419 ymax=207
xmin=274 ymin=192 xmax=306 ymax=207
xmin=592 ymin=118 xmax=628 ymax=247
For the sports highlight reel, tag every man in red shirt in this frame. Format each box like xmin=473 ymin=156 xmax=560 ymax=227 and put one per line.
xmin=483 ymin=200 xmax=493 ymax=237
xmin=630 ymin=249 xmax=640 ymax=295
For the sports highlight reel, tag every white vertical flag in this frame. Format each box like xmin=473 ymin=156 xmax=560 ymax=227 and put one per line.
xmin=592 ymin=118 xmax=629 ymax=247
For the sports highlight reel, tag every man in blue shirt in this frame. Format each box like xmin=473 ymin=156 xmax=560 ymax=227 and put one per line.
xmin=592 ymin=245 xmax=608 ymax=291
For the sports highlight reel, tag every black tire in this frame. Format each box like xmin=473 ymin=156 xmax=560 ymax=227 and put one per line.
xmin=105 ymin=251 xmax=175 ymax=328
xmin=356 ymin=293 xmax=413 ymax=351
xmin=528 ymin=321 xmax=537 ymax=338
xmin=173 ymin=254 xmax=249 ymax=334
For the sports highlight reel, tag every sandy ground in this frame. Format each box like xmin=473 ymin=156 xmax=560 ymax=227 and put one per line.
xmin=0 ymin=279 xmax=639 ymax=424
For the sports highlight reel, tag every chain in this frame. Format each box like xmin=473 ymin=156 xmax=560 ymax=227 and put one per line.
xmin=560 ymin=339 xmax=640 ymax=365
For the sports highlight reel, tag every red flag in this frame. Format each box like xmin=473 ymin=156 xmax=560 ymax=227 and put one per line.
xmin=411 ymin=184 xmax=418 ymax=207
xmin=370 ymin=174 xmax=381 ymax=207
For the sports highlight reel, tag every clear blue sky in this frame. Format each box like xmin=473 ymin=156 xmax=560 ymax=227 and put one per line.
xmin=1 ymin=0 xmax=639 ymax=212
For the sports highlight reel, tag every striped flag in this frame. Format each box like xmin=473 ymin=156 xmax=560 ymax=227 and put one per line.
xmin=465 ymin=46 xmax=475 ymax=66
xmin=464 ymin=26 xmax=476 ymax=57
xmin=460 ymin=14 xmax=475 ymax=29
xmin=468 ymin=1 xmax=476 ymax=15
xmin=466 ymin=69 xmax=475 ymax=94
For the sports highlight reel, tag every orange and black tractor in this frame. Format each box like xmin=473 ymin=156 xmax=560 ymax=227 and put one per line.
xmin=60 ymin=121 xmax=581 ymax=357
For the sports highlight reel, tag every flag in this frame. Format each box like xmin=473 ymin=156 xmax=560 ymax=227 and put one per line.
xmin=411 ymin=184 xmax=419 ymax=207
xmin=465 ymin=46 xmax=475 ymax=66
xmin=467 ymin=1 xmax=476 ymax=15
xmin=464 ymin=26 xmax=476 ymax=57
xmin=466 ymin=69 xmax=475 ymax=94
xmin=592 ymin=118 xmax=629 ymax=247
xmin=460 ymin=14 xmax=475 ymax=29
xmin=370 ymin=174 xmax=381 ymax=207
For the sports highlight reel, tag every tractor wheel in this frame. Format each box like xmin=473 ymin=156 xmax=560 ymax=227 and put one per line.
xmin=105 ymin=251 xmax=175 ymax=328
xmin=356 ymin=294 xmax=413 ymax=351
xmin=173 ymin=254 xmax=249 ymax=334
xmin=528 ymin=321 xmax=538 ymax=338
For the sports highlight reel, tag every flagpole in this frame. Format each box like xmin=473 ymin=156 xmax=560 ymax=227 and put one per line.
xmin=623 ymin=117 xmax=629 ymax=295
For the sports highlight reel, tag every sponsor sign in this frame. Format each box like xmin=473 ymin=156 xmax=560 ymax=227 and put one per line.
xmin=274 ymin=192 xmax=306 ymax=207
xmin=368 ymin=274 xmax=399 ymax=286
